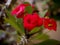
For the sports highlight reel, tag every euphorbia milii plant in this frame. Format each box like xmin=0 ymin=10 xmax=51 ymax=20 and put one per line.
xmin=4 ymin=2 xmax=57 ymax=45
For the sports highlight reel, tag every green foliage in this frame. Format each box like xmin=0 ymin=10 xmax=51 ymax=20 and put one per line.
xmin=5 ymin=10 xmax=24 ymax=35
xmin=29 ymin=26 xmax=43 ymax=34
xmin=34 ymin=39 xmax=60 ymax=45
xmin=25 ymin=6 xmax=33 ymax=14
xmin=23 ymin=2 xmax=30 ymax=4
xmin=49 ymin=0 xmax=60 ymax=20
xmin=48 ymin=0 xmax=60 ymax=20
xmin=17 ymin=18 xmax=25 ymax=33
xmin=32 ymin=33 xmax=49 ymax=40
xmin=11 ymin=0 xmax=16 ymax=5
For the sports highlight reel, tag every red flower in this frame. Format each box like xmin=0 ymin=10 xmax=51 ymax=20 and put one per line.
xmin=33 ymin=13 xmax=43 ymax=26
xmin=23 ymin=13 xmax=43 ymax=31
xmin=24 ymin=14 xmax=36 ymax=31
xmin=11 ymin=4 xmax=30 ymax=18
xmin=43 ymin=18 xmax=57 ymax=31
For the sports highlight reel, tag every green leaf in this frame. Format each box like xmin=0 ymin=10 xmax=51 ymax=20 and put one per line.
xmin=17 ymin=18 xmax=24 ymax=33
xmin=25 ymin=6 xmax=33 ymax=14
xmin=34 ymin=39 xmax=60 ymax=45
xmin=23 ymin=2 xmax=30 ymax=4
xmin=6 ymin=10 xmax=16 ymax=22
xmin=29 ymin=27 xmax=42 ymax=34
xmin=11 ymin=0 xmax=16 ymax=5
xmin=5 ymin=18 xmax=23 ymax=34
xmin=5 ymin=10 xmax=24 ymax=35
xmin=32 ymin=33 xmax=49 ymax=40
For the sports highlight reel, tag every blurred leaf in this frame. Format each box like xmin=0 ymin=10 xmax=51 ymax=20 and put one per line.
xmin=23 ymin=2 xmax=30 ymax=4
xmin=6 ymin=10 xmax=16 ymax=22
xmin=34 ymin=39 xmax=60 ymax=45
xmin=7 ymin=12 xmax=24 ymax=32
xmin=11 ymin=0 xmax=16 ymax=5
xmin=29 ymin=26 xmax=42 ymax=34
xmin=5 ymin=18 xmax=23 ymax=34
xmin=5 ymin=10 xmax=24 ymax=35
xmin=25 ymin=6 xmax=33 ymax=14
xmin=49 ymin=0 xmax=60 ymax=20
xmin=32 ymin=33 xmax=49 ymax=40
xmin=17 ymin=18 xmax=24 ymax=33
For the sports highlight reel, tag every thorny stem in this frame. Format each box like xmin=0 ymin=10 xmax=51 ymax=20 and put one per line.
xmin=19 ymin=35 xmax=28 ymax=45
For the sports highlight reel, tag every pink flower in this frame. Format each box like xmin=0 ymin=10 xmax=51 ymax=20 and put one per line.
xmin=11 ymin=4 xmax=30 ymax=18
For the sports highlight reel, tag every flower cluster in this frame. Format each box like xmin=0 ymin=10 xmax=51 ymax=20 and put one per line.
xmin=11 ymin=3 xmax=57 ymax=32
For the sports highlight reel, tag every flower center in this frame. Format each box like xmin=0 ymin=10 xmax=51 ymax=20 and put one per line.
xmin=27 ymin=19 xmax=31 ymax=23
xmin=45 ymin=16 xmax=49 ymax=19
xmin=48 ymin=24 xmax=52 ymax=27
